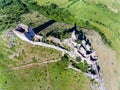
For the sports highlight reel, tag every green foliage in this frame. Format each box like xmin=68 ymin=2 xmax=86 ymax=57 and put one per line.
xmin=62 ymin=44 xmax=72 ymax=51
xmin=32 ymin=57 xmax=38 ymax=63
xmin=91 ymin=25 xmax=112 ymax=46
xmin=0 ymin=46 xmax=9 ymax=62
xmin=76 ymin=39 xmax=82 ymax=44
xmin=0 ymin=65 xmax=47 ymax=90
xmin=90 ymin=78 xmax=95 ymax=84
xmin=0 ymin=0 xmax=13 ymax=7
xmin=46 ymin=30 xmax=71 ymax=41
xmin=44 ymin=39 xmax=58 ymax=46
xmin=50 ymin=3 xmax=58 ymax=9
xmin=58 ymin=54 xmax=69 ymax=69
xmin=75 ymin=57 xmax=81 ymax=62
xmin=31 ymin=0 xmax=120 ymax=50
xmin=60 ymin=30 xmax=71 ymax=41
xmin=0 ymin=47 xmax=10 ymax=71
xmin=71 ymin=60 xmax=88 ymax=72
xmin=61 ymin=54 xmax=69 ymax=61
xmin=0 ymin=51 xmax=5 ymax=60
xmin=48 ymin=60 xmax=90 ymax=90
xmin=25 ymin=1 xmax=75 ymax=24
xmin=0 ymin=0 xmax=30 ymax=32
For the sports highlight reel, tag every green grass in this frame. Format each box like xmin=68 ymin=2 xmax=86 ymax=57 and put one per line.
xmin=0 ymin=0 xmax=30 ymax=32
xmin=0 ymin=30 xmax=90 ymax=90
xmin=0 ymin=0 xmax=120 ymax=89
xmin=0 ymin=33 xmax=61 ymax=90
xmin=26 ymin=1 xmax=120 ymax=89
xmin=29 ymin=0 xmax=120 ymax=43
xmin=48 ymin=60 xmax=90 ymax=90
xmin=0 ymin=58 xmax=90 ymax=90
xmin=31 ymin=1 xmax=119 ymax=40
xmin=0 ymin=65 xmax=47 ymax=90
xmin=71 ymin=60 xmax=88 ymax=73
xmin=84 ymin=0 xmax=120 ymax=11
xmin=31 ymin=0 xmax=120 ymax=59
xmin=0 ymin=32 xmax=62 ymax=67
xmin=0 ymin=23 xmax=90 ymax=90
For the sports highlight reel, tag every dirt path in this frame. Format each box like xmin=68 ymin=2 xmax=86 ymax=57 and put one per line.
xmin=0 ymin=60 xmax=59 ymax=75
xmin=84 ymin=30 xmax=118 ymax=90
xmin=10 ymin=60 xmax=59 ymax=71
xmin=46 ymin=64 xmax=50 ymax=90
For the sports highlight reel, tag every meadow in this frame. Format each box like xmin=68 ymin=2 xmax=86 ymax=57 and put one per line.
xmin=0 ymin=2 xmax=91 ymax=89
xmin=0 ymin=33 xmax=90 ymax=90
xmin=26 ymin=0 xmax=120 ymax=89
xmin=0 ymin=0 xmax=120 ymax=90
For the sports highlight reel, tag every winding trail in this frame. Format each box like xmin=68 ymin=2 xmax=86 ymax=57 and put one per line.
xmin=11 ymin=60 xmax=59 ymax=71
xmin=46 ymin=64 xmax=50 ymax=90
xmin=0 ymin=60 xmax=59 ymax=75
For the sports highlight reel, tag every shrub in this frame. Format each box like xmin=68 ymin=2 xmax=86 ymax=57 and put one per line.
xmin=61 ymin=54 xmax=69 ymax=61
xmin=72 ymin=60 xmax=88 ymax=72
xmin=0 ymin=0 xmax=30 ymax=32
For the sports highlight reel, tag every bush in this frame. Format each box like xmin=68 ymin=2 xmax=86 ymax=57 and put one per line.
xmin=50 ymin=3 xmax=58 ymax=9
xmin=75 ymin=57 xmax=81 ymax=62
xmin=26 ymin=1 xmax=74 ymax=23
xmin=0 ymin=0 xmax=30 ymax=32
xmin=61 ymin=54 xmax=69 ymax=61
xmin=72 ymin=60 xmax=88 ymax=72
xmin=32 ymin=57 xmax=37 ymax=63
xmin=54 ymin=54 xmax=69 ymax=70
xmin=59 ymin=30 xmax=71 ymax=41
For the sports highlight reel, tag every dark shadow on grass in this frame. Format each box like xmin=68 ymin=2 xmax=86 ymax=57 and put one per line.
xmin=46 ymin=23 xmax=77 ymax=38
xmin=67 ymin=23 xmax=77 ymax=32
xmin=33 ymin=20 xmax=56 ymax=34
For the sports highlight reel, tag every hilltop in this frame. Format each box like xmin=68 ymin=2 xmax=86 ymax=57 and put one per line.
xmin=0 ymin=0 xmax=120 ymax=90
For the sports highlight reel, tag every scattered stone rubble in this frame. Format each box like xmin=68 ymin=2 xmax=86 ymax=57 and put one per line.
xmin=4 ymin=31 xmax=16 ymax=48
xmin=71 ymin=30 xmax=105 ymax=90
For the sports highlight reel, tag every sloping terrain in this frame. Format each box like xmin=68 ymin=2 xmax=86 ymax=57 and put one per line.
xmin=27 ymin=0 xmax=120 ymax=89
xmin=0 ymin=30 xmax=91 ymax=90
xmin=0 ymin=11 xmax=91 ymax=90
xmin=83 ymin=29 xmax=118 ymax=90
xmin=0 ymin=0 xmax=120 ymax=90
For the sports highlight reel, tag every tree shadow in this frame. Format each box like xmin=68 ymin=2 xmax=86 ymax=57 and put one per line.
xmin=67 ymin=24 xmax=91 ymax=47
xmin=33 ymin=20 xmax=56 ymax=34
xmin=76 ymin=30 xmax=91 ymax=46
xmin=86 ymin=39 xmax=91 ymax=46
xmin=46 ymin=23 xmax=76 ymax=38
xmin=67 ymin=23 xmax=77 ymax=32
xmin=46 ymin=31 xmax=60 ymax=38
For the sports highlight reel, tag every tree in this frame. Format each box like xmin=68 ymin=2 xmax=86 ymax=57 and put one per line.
xmin=50 ymin=3 xmax=58 ymax=9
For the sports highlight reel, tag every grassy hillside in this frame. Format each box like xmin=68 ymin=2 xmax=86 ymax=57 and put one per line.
xmin=85 ymin=0 xmax=120 ymax=12
xmin=28 ymin=0 xmax=120 ymax=64
xmin=0 ymin=3 xmax=91 ymax=89
xmin=0 ymin=61 xmax=90 ymax=90
xmin=0 ymin=0 xmax=120 ymax=90
xmin=0 ymin=0 xmax=30 ymax=34
xmin=25 ymin=0 xmax=120 ymax=89
xmin=0 ymin=31 xmax=91 ymax=90
xmin=30 ymin=0 xmax=120 ymax=51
